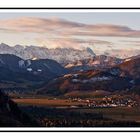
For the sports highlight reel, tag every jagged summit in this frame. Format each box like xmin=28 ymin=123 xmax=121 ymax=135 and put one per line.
xmin=0 ymin=43 xmax=95 ymax=64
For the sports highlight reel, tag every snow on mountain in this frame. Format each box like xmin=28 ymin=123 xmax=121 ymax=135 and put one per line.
xmin=64 ymin=55 xmax=123 ymax=72
xmin=0 ymin=43 xmax=95 ymax=64
xmin=72 ymin=76 xmax=112 ymax=83
xmin=18 ymin=60 xmax=25 ymax=68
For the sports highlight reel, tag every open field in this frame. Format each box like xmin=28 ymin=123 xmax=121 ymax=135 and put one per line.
xmin=13 ymin=98 xmax=87 ymax=107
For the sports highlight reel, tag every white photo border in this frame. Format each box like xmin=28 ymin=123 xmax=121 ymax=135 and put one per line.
xmin=0 ymin=7 xmax=139 ymax=132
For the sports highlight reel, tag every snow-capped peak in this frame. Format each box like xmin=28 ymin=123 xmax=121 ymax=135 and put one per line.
xmin=0 ymin=43 xmax=96 ymax=64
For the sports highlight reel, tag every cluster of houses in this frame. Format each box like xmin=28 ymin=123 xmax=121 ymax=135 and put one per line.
xmin=68 ymin=96 xmax=138 ymax=108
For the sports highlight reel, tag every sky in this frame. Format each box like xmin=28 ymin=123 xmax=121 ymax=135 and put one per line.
xmin=0 ymin=12 xmax=140 ymax=55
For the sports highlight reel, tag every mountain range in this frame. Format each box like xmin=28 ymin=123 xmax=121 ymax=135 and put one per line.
xmin=0 ymin=43 xmax=139 ymax=98
xmin=64 ymin=55 xmax=123 ymax=72
xmin=0 ymin=43 xmax=95 ymax=64
xmin=38 ymin=55 xmax=140 ymax=97
xmin=0 ymin=54 xmax=66 ymax=91
xmin=0 ymin=52 xmax=126 ymax=92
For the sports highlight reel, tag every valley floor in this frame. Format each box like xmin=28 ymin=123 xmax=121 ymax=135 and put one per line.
xmin=12 ymin=97 xmax=140 ymax=127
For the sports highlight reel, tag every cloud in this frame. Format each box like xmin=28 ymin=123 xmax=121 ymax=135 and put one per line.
xmin=0 ymin=17 xmax=140 ymax=51
xmin=120 ymin=40 xmax=140 ymax=43
xmin=119 ymin=40 xmax=140 ymax=47
xmin=63 ymin=24 xmax=140 ymax=37
xmin=105 ymin=49 xmax=140 ymax=58
xmin=35 ymin=37 xmax=112 ymax=49
xmin=0 ymin=17 xmax=140 ymax=38
xmin=0 ymin=17 xmax=85 ymax=34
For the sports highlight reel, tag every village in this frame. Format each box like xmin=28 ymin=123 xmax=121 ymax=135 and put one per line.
xmin=67 ymin=96 xmax=138 ymax=108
